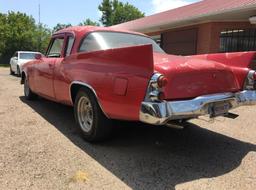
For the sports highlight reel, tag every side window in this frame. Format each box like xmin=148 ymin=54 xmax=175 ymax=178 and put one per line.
xmin=65 ymin=36 xmax=74 ymax=56
xmin=47 ymin=37 xmax=64 ymax=58
xmin=79 ymin=34 xmax=101 ymax=53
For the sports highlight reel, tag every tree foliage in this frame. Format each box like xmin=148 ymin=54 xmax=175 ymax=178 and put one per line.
xmin=0 ymin=11 xmax=51 ymax=64
xmin=52 ymin=23 xmax=72 ymax=33
xmin=0 ymin=1 xmax=144 ymax=63
xmin=99 ymin=0 xmax=144 ymax=26
xmin=79 ymin=18 xmax=100 ymax=26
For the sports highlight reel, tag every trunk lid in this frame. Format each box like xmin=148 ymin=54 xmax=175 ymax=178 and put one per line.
xmin=153 ymin=53 xmax=240 ymax=100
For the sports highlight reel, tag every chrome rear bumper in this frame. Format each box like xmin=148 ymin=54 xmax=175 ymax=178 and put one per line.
xmin=139 ymin=90 xmax=256 ymax=125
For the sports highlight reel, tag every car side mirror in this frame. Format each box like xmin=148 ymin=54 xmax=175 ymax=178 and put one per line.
xmin=35 ymin=54 xmax=42 ymax=60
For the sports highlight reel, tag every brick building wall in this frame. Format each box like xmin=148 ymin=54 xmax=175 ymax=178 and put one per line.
xmin=147 ymin=21 xmax=254 ymax=55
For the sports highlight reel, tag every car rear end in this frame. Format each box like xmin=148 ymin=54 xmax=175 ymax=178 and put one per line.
xmin=140 ymin=53 xmax=256 ymax=125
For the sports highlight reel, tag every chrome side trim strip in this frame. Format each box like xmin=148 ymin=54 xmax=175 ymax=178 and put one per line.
xmin=69 ymin=81 xmax=109 ymax=118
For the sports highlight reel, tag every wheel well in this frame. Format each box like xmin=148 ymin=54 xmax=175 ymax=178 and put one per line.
xmin=70 ymin=83 xmax=108 ymax=118
xmin=70 ymin=84 xmax=94 ymax=104
xmin=21 ymin=72 xmax=26 ymax=84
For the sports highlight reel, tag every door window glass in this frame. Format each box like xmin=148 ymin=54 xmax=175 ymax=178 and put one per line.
xmin=48 ymin=38 xmax=64 ymax=58
xmin=65 ymin=36 xmax=74 ymax=56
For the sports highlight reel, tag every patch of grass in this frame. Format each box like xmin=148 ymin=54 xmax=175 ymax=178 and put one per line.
xmin=0 ymin=64 xmax=9 ymax=67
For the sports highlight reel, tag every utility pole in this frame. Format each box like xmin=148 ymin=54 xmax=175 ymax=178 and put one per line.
xmin=38 ymin=0 xmax=41 ymax=52
xmin=39 ymin=1 xmax=41 ymax=25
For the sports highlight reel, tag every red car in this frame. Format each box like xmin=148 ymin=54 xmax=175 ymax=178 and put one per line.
xmin=21 ymin=26 xmax=256 ymax=141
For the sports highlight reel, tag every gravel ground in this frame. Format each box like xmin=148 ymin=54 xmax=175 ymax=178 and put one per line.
xmin=0 ymin=67 xmax=256 ymax=190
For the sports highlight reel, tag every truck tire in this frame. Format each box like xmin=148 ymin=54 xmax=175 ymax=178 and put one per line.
xmin=74 ymin=88 xmax=112 ymax=142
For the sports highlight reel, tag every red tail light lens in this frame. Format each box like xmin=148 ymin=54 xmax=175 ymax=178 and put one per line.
xmin=157 ymin=76 xmax=168 ymax=88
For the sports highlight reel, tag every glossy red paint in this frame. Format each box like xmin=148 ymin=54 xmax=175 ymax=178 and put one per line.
xmin=190 ymin=51 xmax=256 ymax=91
xmin=22 ymin=26 xmax=255 ymax=121
xmin=64 ymin=44 xmax=154 ymax=120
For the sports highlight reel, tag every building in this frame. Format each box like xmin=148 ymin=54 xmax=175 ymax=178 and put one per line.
xmin=112 ymin=0 xmax=256 ymax=55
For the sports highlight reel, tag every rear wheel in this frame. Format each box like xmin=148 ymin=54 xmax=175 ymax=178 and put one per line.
xmin=24 ymin=76 xmax=37 ymax=100
xmin=74 ymin=88 xmax=112 ymax=142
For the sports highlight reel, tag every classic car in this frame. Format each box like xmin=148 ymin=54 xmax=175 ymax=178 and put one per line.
xmin=21 ymin=26 xmax=256 ymax=141
xmin=10 ymin=51 xmax=42 ymax=76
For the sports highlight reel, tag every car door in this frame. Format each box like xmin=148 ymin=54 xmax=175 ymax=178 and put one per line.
xmin=34 ymin=34 xmax=65 ymax=99
xmin=53 ymin=33 xmax=75 ymax=104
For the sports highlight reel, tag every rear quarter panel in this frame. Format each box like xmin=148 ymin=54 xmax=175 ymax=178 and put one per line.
xmin=190 ymin=51 xmax=256 ymax=89
xmin=64 ymin=44 xmax=154 ymax=120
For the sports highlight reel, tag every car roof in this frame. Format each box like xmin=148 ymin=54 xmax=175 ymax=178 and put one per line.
xmin=54 ymin=26 xmax=147 ymax=37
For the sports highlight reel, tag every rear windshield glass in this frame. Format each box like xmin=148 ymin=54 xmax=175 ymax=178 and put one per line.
xmin=79 ymin=31 xmax=165 ymax=53
xmin=19 ymin=53 xmax=37 ymax=59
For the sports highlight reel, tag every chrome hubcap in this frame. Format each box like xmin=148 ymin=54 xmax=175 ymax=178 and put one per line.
xmin=24 ymin=78 xmax=29 ymax=97
xmin=77 ymin=96 xmax=93 ymax=132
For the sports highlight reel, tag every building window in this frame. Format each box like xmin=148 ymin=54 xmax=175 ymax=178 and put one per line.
xmin=220 ymin=29 xmax=256 ymax=52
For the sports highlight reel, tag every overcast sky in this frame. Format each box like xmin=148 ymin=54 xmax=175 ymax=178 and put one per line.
xmin=0 ymin=0 xmax=199 ymax=28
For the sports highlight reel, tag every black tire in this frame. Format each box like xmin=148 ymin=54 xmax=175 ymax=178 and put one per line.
xmin=10 ymin=66 xmax=14 ymax=75
xmin=17 ymin=66 xmax=21 ymax=77
xmin=24 ymin=76 xmax=37 ymax=100
xmin=74 ymin=88 xmax=112 ymax=142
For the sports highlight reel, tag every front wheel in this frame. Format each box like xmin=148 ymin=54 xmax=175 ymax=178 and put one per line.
xmin=24 ymin=76 xmax=37 ymax=100
xmin=74 ymin=88 xmax=112 ymax=142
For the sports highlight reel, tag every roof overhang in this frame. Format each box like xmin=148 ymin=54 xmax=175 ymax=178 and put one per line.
xmin=112 ymin=1 xmax=256 ymax=34
xmin=136 ymin=6 xmax=256 ymax=34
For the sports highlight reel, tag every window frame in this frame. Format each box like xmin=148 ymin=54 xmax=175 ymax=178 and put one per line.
xmin=77 ymin=31 xmax=163 ymax=53
xmin=64 ymin=33 xmax=75 ymax=57
xmin=46 ymin=34 xmax=65 ymax=58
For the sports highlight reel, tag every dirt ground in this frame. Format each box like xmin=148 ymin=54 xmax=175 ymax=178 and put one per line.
xmin=0 ymin=67 xmax=256 ymax=190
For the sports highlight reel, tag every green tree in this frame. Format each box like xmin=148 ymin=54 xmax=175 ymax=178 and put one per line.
xmin=79 ymin=18 xmax=100 ymax=26
xmin=99 ymin=0 xmax=112 ymax=26
xmin=35 ymin=23 xmax=51 ymax=54
xmin=0 ymin=12 xmax=51 ymax=64
xmin=98 ymin=0 xmax=144 ymax=26
xmin=52 ymin=23 xmax=72 ymax=33
xmin=0 ymin=13 xmax=7 ymax=57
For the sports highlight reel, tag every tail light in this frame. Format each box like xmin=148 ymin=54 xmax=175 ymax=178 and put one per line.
xmin=146 ymin=73 xmax=168 ymax=102
xmin=157 ymin=76 xmax=168 ymax=88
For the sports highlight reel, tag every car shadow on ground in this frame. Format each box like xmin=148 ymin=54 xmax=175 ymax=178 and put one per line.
xmin=20 ymin=96 xmax=256 ymax=190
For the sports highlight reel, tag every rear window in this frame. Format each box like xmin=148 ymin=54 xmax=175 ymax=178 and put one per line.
xmin=79 ymin=31 xmax=165 ymax=53
xmin=19 ymin=53 xmax=37 ymax=60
